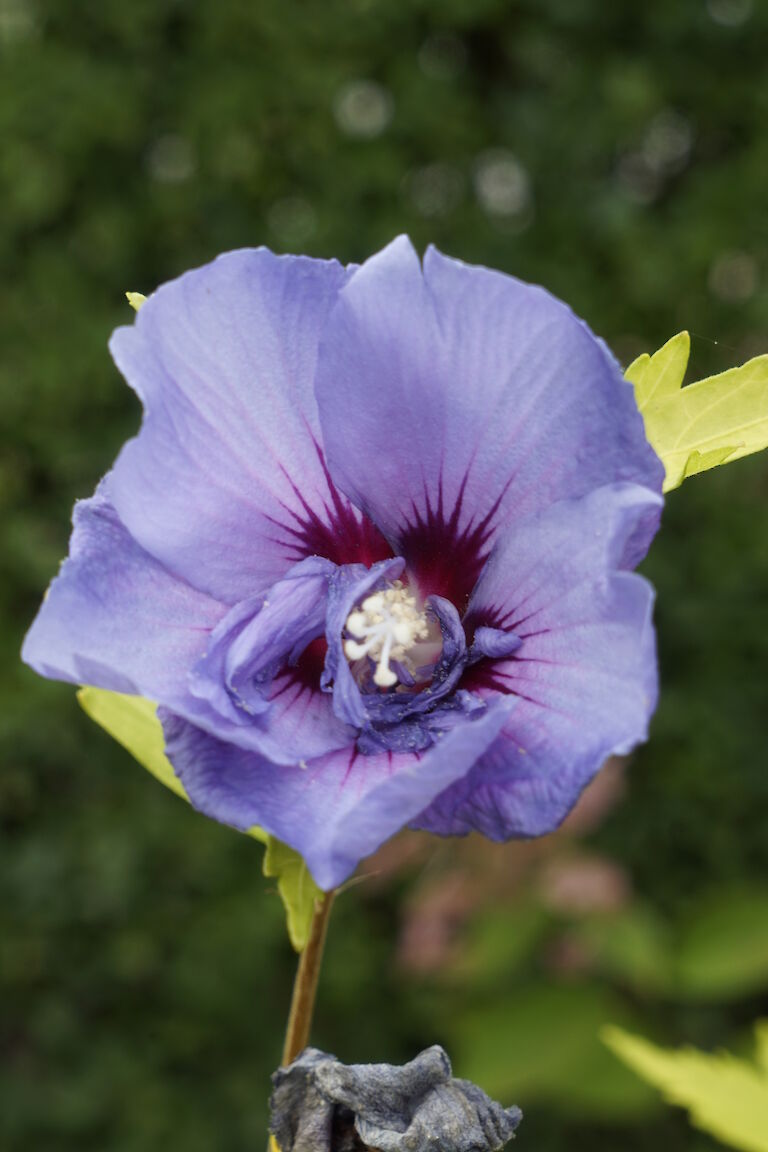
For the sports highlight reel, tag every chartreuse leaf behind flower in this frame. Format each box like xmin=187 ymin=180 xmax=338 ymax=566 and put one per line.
xmin=78 ymin=686 xmax=189 ymax=800
xmin=627 ymin=330 xmax=691 ymax=410
xmin=604 ymin=1022 xmax=768 ymax=1152
xmin=78 ymin=686 xmax=321 ymax=951
xmin=22 ymin=236 xmax=667 ymax=888
xmin=626 ymin=331 xmax=768 ymax=491
xmin=261 ymin=836 xmax=324 ymax=953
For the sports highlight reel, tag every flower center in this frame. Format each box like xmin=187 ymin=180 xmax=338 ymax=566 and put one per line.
xmin=344 ymin=582 xmax=431 ymax=688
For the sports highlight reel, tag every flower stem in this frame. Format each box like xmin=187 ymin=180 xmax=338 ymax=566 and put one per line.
xmin=281 ymin=890 xmax=335 ymax=1067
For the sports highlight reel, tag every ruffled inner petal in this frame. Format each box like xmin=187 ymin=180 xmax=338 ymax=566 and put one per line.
xmin=468 ymin=626 xmax=523 ymax=663
xmin=321 ymin=557 xmax=406 ymax=728
xmin=189 ymin=556 xmax=335 ymax=721
xmin=323 ymin=565 xmax=491 ymax=755
xmin=187 ymin=556 xmax=354 ymax=765
xmin=357 ymin=595 xmax=476 ymax=752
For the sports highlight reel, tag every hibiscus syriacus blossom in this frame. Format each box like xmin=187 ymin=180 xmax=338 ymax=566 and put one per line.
xmin=23 ymin=237 xmax=664 ymax=889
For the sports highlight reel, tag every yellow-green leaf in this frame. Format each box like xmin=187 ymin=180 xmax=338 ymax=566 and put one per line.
xmin=603 ymin=1023 xmax=768 ymax=1152
xmin=126 ymin=291 xmax=146 ymax=311
xmin=77 ymin=687 xmax=322 ymax=948
xmin=263 ymin=836 xmax=323 ymax=952
xmin=647 ymin=357 xmax=768 ymax=491
xmin=626 ymin=332 xmax=768 ymax=492
xmin=626 ymin=330 xmax=690 ymax=409
xmin=681 ymin=444 xmax=740 ymax=480
xmin=78 ymin=686 xmax=188 ymax=799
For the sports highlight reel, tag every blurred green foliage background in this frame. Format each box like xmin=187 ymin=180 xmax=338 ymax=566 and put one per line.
xmin=2 ymin=0 xmax=768 ymax=1149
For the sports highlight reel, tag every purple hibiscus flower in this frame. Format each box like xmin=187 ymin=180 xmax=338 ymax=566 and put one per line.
xmin=22 ymin=236 xmax=664 ymax=890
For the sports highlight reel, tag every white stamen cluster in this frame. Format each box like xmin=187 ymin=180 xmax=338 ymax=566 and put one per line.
xmin=344 ymin=582 xmax=430 ymax=688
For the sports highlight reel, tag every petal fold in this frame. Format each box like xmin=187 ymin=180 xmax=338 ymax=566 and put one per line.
xmin=189 ymin=556 xmax=335 ymax=722
xmin=21 ymin=483 xmax=225 ymax=710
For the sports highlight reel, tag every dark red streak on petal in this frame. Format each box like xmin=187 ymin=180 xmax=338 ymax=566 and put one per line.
xmin=460 ymin=662 xmax=512 ymax=694
xmin=265 ymin=442 xmax=392 ymax=569
xmin=341 ymin=746 xmax=360 ymax=786
xmin=397 ymin=476 xmax=504 ymax=611
xmin=290 ymin=636 xmax=329 ymax=691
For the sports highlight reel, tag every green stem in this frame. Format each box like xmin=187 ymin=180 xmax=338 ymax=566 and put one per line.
xmin=281 ymin=890 xmax=335 ymax=1067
